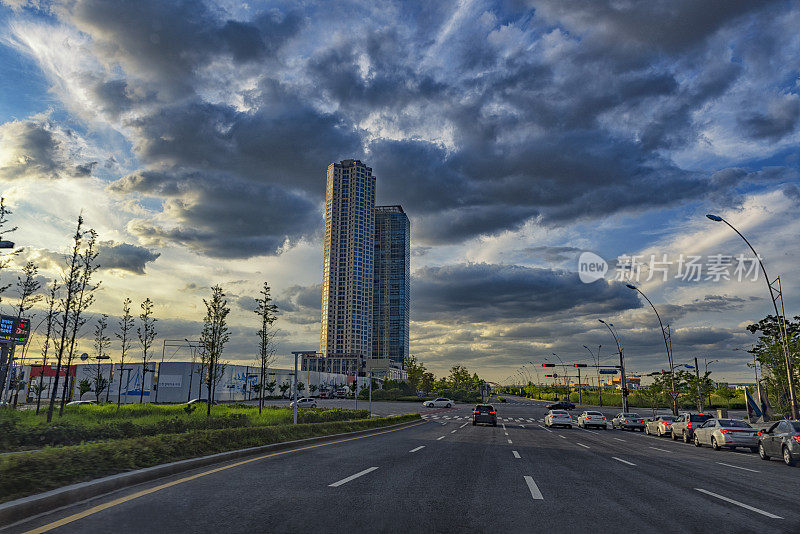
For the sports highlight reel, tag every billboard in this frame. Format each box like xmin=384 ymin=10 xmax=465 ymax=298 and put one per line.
xmin=0 ymin=315 xmax=30 ymax=344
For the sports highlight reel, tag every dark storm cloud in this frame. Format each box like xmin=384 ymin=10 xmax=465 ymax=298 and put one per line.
xmin=412 ymin=262 xmax=641 ymax=323
xmin=95 ymin=241 xmax=160 ymax=274
xmin=0 ymin=119 xmax=95 ymax=181
xmin=274 ymin=284 xmax=322 ymax=325
xmin=25 ymin=0 xmax=798 ymax=257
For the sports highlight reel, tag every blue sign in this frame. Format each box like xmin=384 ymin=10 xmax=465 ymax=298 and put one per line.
xmin=599 ymin=369 xmax=618 ymax=375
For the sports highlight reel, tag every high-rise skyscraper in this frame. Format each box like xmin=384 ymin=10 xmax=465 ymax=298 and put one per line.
xmin=372 ymin=206 xmax=410 ymax=366
xmin=320 ymin=160 xmax=375 ymax=358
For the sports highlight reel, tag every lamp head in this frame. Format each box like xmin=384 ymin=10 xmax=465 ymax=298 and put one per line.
xmin=626 ymin=283 xmax=637 ymax=290
xmin=706 ymin=214 xmax=723 ymax=222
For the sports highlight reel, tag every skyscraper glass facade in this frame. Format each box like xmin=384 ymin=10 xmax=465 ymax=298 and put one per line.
xmin=320 ymin=160 xmax=375 ymax=358
xmin=372 ymin=205 xmax=410 ymax=365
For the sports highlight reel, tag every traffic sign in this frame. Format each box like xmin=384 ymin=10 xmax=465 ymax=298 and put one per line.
xmin=0 ymin=315 xmax=29 ymax=345
xmin=669 ymin=391 xmax=680 ymax=400
xmin=599 ymin=369 xmax=617 ymax=375
xmin=80 ymin=353 xmax=89 ymax=361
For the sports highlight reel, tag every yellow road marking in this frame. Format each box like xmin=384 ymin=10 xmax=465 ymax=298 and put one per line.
xmin=23 ymin=421 xmax=426 ymax=534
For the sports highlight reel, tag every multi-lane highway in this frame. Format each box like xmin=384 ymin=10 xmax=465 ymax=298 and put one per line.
xmin=6 ymin=396 xmax=799 ymax=533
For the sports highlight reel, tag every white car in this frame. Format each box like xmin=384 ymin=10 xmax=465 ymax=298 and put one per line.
xmin=423 ymin=398 xmax=455 ymax=408
xmin=545 ymin=409 xmax=573 ymax=428
xmin=289 ymin=397 xmax=317 ymax=408
xmin=577 ymin=411 xmax=607 ymax=429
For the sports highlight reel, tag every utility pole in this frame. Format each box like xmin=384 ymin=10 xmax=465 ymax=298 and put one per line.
xmin=694 ymin=357 xmax=702 ymax=412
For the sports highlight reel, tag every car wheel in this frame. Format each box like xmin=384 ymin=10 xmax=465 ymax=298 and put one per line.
xmin=694 ymin=435 xmax=701 ymax=447
xmin=784 ymin=447 xmax=797 ymax=467
xmin=711 ymin=437 xmax=720 ymax=451
xmin=683 ymin=432 xmax=691 ymax=444
xmin=759 ymin=443 xmax=770 ymax=460
xmin=645 ymin=426 xmax=650 ymax=435
xmin=671 ymin=431 xmax=679 ymax=441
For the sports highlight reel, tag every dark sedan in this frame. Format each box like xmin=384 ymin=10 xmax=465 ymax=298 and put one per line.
xmin=547 ymin=401 xmax=576 ymax=410
xmin=758 ymin=420 xmax=800 ymax=466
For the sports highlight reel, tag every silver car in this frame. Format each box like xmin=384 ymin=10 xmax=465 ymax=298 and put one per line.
xmin=645 ymin=415 xmax=677 ymax=437
xmin=693 ymin=418 xmax=759 ymax=452
xmin=758 ymin=420 xmax=800 ymax=466
xmin=577 ymin=411 xmax=606 ymax=429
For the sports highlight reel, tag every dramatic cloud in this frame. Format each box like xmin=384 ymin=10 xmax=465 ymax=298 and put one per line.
xmin=95 ymin=241 xmax=160 ymax=274
xmin=412 ymin=263 xmax=641 ymax=323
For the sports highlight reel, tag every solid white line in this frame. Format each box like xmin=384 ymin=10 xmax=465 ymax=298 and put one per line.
xmin=576 ymin=442 xmax=590 ymax=449
xmin=513 ymin=450 xmax=521 ymax=459
xmin=508 ymin=439 xmax=513 ymax=444
xmin=612 ymin=456 xmax=636 ymax=466
xmin=716 ymin=462 xmax=759 ymax=473
xmin=524 ymin=476 xmax=544 ymax=500
xmin=695 ymin=488 xmax=782 ymax=519
xmin=436 ymin=436 xmax=445 ymax=440
xmin=613 ymin=438 xmax=626 ymax=442
xmin=329 ymin=467 xmax=379 ymax=487
xmin=409 ymin=446 xmax=425 ymax=453
xmin=649 ymin=446 xmax=671 ymax=453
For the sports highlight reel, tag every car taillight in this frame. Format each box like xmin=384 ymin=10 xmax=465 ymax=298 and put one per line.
xmin=664 ymin=422 xmax=671 ymax=425
xmin=687 ymin=422 xmax=692 ymax=430
xmin=474 ymin=410 xmax=480 ymax=414
xmin=489 ymin=411 xmax=495 ymax=414
xmin=720 ymin=429 xmax=729 ymax=434
xmin=793 ymin=436 xmax=800 ymax=443
xmin=603 ymin=417 xmax=606 ymax=420
xmin=624 ymin=419 xmax=628 ymax=423
xmin=755 ymin=431 xmax=762 ymax=436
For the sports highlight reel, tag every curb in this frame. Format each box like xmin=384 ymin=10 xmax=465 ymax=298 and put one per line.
xmin=0 ymin=417 xmax=423 ymax=528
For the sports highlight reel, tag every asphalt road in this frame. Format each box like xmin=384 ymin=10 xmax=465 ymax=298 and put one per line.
xmin=5 ymin=395 xmax=798 ymax=534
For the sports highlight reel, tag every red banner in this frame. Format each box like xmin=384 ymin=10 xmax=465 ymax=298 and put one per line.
xmin=29 ymin=364 xmax=77 ymax=378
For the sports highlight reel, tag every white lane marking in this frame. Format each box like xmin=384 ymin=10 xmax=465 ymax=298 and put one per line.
xmin=716 ymin=462 xmax=759 ymax=473
xmin=613 ymin=438 xmax=626 ymax=442
xmin=409 ymin=446 xmax=425 ymax=453
xmin=451 ymin=429 xmax=457 ymax=433
xmin=558 ymin=435 xmax=566 ymax=439
xmin=523 ymin=476 xmax=544 ymax=500
xmin=583 ymin=429 xmax=598 ymax=435
xmin=537 ymin=424 xmax=552 ymax=433
xmin=504 ymin=432 xmax=509 ymax=436
xmin=513 ymin=450 xmax=521 ymax=459
xmin=508 ymin=439 xmax=513 ymax=444
xmin=695 ymin=488 xmax=782 ymax=519
xmin=502 ymin=424 xmax=507 ymax=430
xmin=460 ymin=423 xmax=468 ymax=428
xmin=576 ymin=442 xmax=590 ymax=449
xmin=436 ymin=436 xmax=445 ymax=440
xmin=649 ymin=446 xmax=671 ymax=453
xmin=612 ymin=457 xmax=636 ymax=466
xmin=527 ymin=418 xmax=535 ymax=422
xmin=329 ymin=467 xmax=379 ymax=487
xmin=520 ymin=425 xmax=525 ymax=428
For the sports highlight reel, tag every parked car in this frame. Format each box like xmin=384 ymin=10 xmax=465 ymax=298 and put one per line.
xmin=611 ymin=412 xmax=645 ymax=431
xmin=577 ymin=411 xmax=607 ymax=429
xmin=65 ymin=400 xmax=96 ymax=406
xmin=693 ymin=418 xmax=759 ymax=452
xmin=289 ymin=397 xmax=317 ymax=408
xmin=758 ymin=420 xmax=800 ymax=466
xmin=472 ymin=404 xmax=497 ymax=426
xmin=423 ymin=398 xmax=455 ymax=408
xmin=645 ymin=415 xmax=678 ymax=437
xmin=670 ymin=412 xmax=714 ymax=443
xmin=545 ymin=409 xmax=573 ymax=428
xmin=546 ymin=400 xmax=575 ymax=410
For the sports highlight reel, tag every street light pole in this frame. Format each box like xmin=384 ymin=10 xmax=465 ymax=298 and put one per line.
xmin=599 ymin=319 xmax=628 ymax=412
xmin=626 ymin=284 xmax=677 ymax=415
xmin=707 ymin=213 xmax=798 ymax=419
xmin=584 ymin=345 xmax=603 ymax=407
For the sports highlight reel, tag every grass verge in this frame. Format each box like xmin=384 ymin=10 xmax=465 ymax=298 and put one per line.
xmin=0 ymin=413 xmax=420 ymax=504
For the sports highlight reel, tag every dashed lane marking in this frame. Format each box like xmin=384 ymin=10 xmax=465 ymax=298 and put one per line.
xmin=695 ymin=488 xmax=782 ymax=519
xmin=649 ymin=446 xmax=671 ymax=453
xmin=409 ymin=446 xmax=425 ymax=453
xmin=512 ymin=450 xmax=521 ymax=459
xmin=436 ymin=436 xmax=445 ymax=440
xmin=612 ymin=457 xmax=636 ymax=466
xmin=524 ymin=476 xmax=544 ymax=500
xmin=576 ymin=443 xmax=590 ymax=449
xmin=329 ymin=467 xmax=379 ymax=487
xmin=716 ymin=462 xmax=759 ymax=473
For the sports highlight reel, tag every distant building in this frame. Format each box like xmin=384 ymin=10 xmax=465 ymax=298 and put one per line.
xmin=602 ymin=376 xmax=641 ymax=390
xmin=372 ymin=205 xmax=410 ymax=366
xmin=320 ymin=160 xmax=375 ymax=359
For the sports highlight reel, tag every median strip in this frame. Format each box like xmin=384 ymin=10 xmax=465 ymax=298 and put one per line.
xmin=329 ymin=467 xmax=379 ymax=487
xmin=695 ymin=488 xmax=782 ymax=519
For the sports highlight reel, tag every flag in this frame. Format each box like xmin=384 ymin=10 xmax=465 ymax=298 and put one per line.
xmin=744 ymin=387 xmax=762 ymax=422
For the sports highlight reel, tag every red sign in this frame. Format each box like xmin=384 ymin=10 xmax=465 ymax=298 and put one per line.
xmin=29 ymin=365 xmax=77 ymax=378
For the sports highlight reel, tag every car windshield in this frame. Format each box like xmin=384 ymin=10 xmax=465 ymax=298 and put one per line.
xmin=552 ymin=411 xmax=568 ymax=415
xmin=791 ymin=422 xmax=800 ymax=432
xmin=660 ymin=416 xmax=677 ymax=421
xmin=689 ymin=414 xmax=713 ymax=422
xmin=622 ymin=413 xmax=639 ymax=417
xmin=586 ymin=411 xmax=603 ymax=416
xmin=717 ymin=419 xmax=751 ymax=428
xmin=476 ymin=405 xmax=493 ymax=412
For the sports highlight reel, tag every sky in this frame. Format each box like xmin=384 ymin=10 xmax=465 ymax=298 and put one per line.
xmin=0 ymin=0 xmax=799 ymax=384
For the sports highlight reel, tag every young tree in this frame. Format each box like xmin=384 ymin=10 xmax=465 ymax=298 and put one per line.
xmin=47 ymin=216 xmax=86 ymax=423
xmin=59 ymin=228 xmax=100 ymax=416
xmin=265 ymin=380 xmax=277 ymax=397
xmin=35 ymin=280 xmax=60 ymax=414
xmin=199 ymin=285 xmax=230 ymax=416
xmin=115 ymin=298 xmax=134 ymax=407
xmin=92 ymin=314 xmax=110 ymax=402
xmin=254 ymin=281 xmax=278 ymax=414
xmin=137 ymin=298 xmax=157 ymax=404
xmin=279 ymin=380 xmax=291 ymax=397
xmin=421 ymin=372 xmax=435 ymax=394
xmin=715 ymin=386 xmax=740 ymax=410
xmin=404 ymin=355 xmax=425 ymax=392
xmin=77 ymin=378 xmax=92 ymax=400
xmin=747 ymin=315 xmax=800 ymax=416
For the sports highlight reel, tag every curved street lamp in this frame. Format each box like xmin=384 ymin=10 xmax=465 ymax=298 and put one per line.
xmin=598 ymin=319 xmax=628 ymax=412
xmin=583 ymin=344 xmax=603 ymax=407
xmin=626 ymin=283 xmax=678 ymax=415
xmin=707 ymin=213 xmax=798 ymax=418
